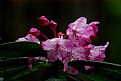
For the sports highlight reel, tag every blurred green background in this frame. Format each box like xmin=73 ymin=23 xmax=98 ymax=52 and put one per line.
xmin=0 ymin=0 xmax=121 ymax=64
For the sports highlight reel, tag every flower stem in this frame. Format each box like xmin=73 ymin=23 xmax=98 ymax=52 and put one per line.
xmin=53 ymin=30 xmax=57 ymax=38
xmin=40 ymin=32 xmax=49 ymax=40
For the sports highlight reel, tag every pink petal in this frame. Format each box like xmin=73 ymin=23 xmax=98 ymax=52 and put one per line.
xmin=41 ymin=38 xmax=58 ymax=50
xmin=89 ymin=21 xmax=100 ymax=37
xmin=49 ymin=20 xmax=57 ymax=31
xmin=63 ymin=62 xmax=68 ymax=72
xmin=16 ymin=34 xmax=40 ymax=44
xmin=57 ymin=32 xmax=66 ymax=38
xmin=69 ymin=66 xmax=79 ymax=75
xmin=68 ymin=17 xmax=87 ymax=30
xmin=88 ymin=42 xmax=109 ymax=61
xmin=47 ymin=50 xmax=57 ymax=62
xmin=89 ymin=21 xmax=100 ymax=25
xmin=26 ymin=34 xmax=40 ymax=44
xmin=72 ymin=46 xmax=89 ymax=60
xmin=28 ymin=64 xmax=32 ymax=70
xmin=85 ymin=66 xmax=94 ymax=70
xmin=28 ymin=28 xmax=40 ymax=37
xmin=37 ymin=16 xmax=50 ymax=26
xmin=16 ymin=37 xmax=28 ymax=42
xmin=66 ymin=17 xmax=99 ymax=46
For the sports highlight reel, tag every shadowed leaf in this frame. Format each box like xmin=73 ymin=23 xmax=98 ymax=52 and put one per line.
xmin=0 ymin=42 xmax=46 ymax=57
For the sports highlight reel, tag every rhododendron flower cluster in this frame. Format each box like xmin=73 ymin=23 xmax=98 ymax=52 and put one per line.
xmin=16 ymin=16 xmax=109 ymax=75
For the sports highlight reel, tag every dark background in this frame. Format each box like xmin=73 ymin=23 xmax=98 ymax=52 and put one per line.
xmin=0 ymin=0 xmax=121 ymax=64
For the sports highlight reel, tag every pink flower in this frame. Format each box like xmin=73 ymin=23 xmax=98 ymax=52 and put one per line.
xmin=25 ymin=34 xmax=40 ymax=44
xmin=16 ymin=34 xmax=40 ymax=44
xmin=16 ymin=28 xmax=40 ymax=44
xmin=66 ymin=17 xmax=99 ymax=46
xmin=64 ymin=45 xmax=90 ymax=73
xmin=41 ymin=38 xmax=73 ymax=62
xmin=41 ymin=33 xmax=91 ymax=74
xmin=37 ymin=16 xmax=57 ymax=37
xmin=37 ymin=16 xmax=50 ymax=26
xmin=85 ymin=42 xmax=109 ymax=70
xmin=41 ymin=33 xmax=79 ymax=73
xmin=88 ymin=42 xmax=109 ymax=61
xmin=15 ymin=16 xmax=110 ymax=75
xmin=28 ymin=28 xmax=40 ymax=37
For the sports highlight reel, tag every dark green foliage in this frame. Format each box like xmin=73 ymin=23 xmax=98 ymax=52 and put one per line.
xmin=0 ymin=42 xmax=46 ymax=57
xmin=69 ymin=60 xmax=121 ymax=81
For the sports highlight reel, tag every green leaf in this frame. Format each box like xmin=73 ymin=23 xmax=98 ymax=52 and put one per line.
xmin=0 ymin=42 xmax=46 ymax=57
xmin=0 ymin=66 xmax=27 ymax=78
xmin=0 ymin=57 xmax=52 ymax=81
xmin=46 ymin=77 xmax=64 ymax=81
xmin=77 ymin=71 xmax=115 ymax=81
xmin=0 ymin=58 xmax=28 ymax=78
xmin=69 ymin=60 xmax=121 ymax=70
xmin=0 ymin=58 xmax=28 ymax=70
xmin=69 ymin=60 xmax=121 ymax=81
xmin=58 ymin=71 xmax=82 ymax=81
xmin=58 ymin=73 xmax=67 ymax=81
xmin=4 ymin=62 xmax=52 ymax=81
xmin=0 ymin=42 xmax=41 ymax=51
xmin=0 ymin=58 xmax=29 ymax=78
